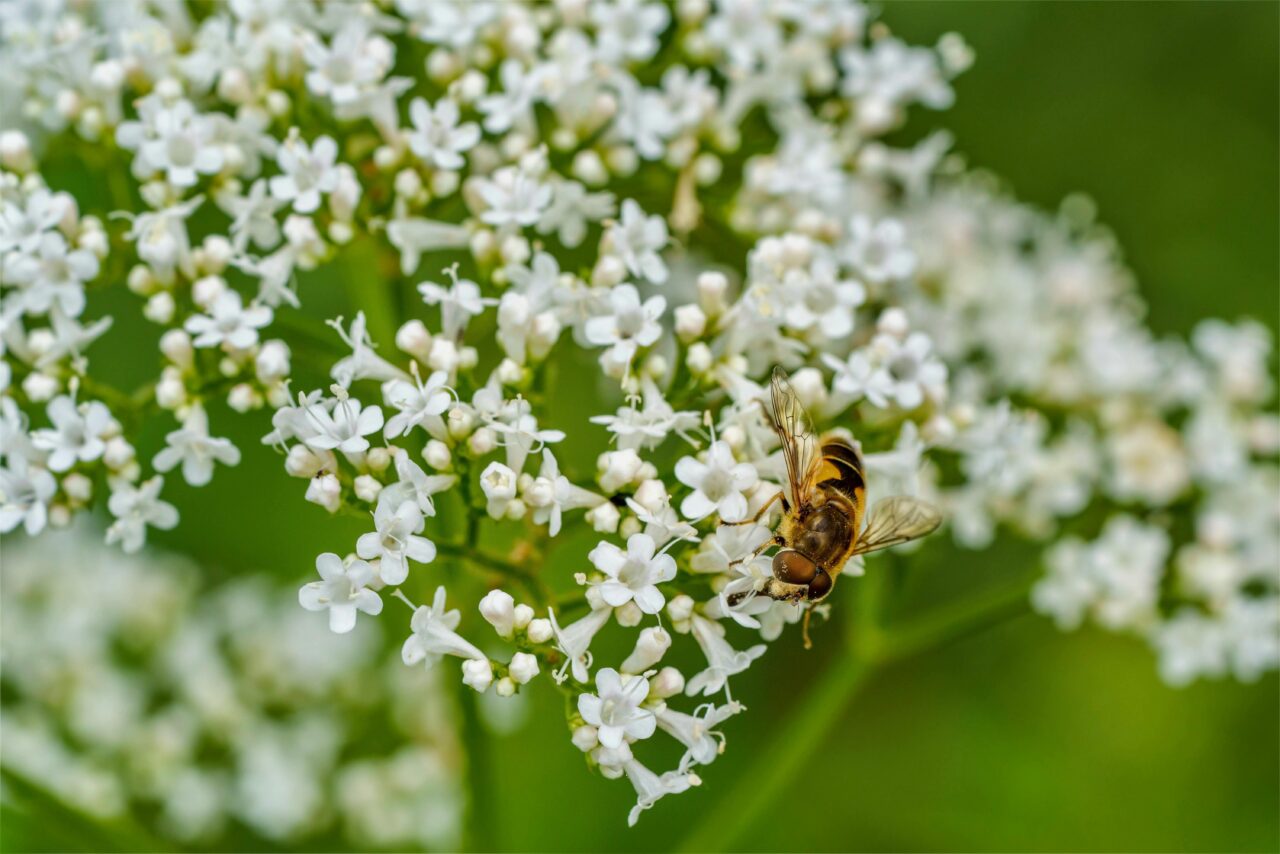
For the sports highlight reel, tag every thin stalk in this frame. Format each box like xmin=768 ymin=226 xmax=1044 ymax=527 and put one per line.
xmin=674 ymin=576 xmax=1037 ymax=853
xmin=456 ymin=680 xmax=497 ymax=853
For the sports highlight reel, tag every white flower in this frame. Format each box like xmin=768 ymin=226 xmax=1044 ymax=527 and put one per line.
xmin=477 ymin=58 xmax=542 ymax=134
xmin=607 ymin=200 xmax=669 ymax=284
xmin=622 ymin=756 xmax=699 ymax=827
xmin=106 ymin=476 xmax=179 ymax=553
xmin=491 ymin=404 xmax=565 ymax=475
xmin=844 ymin=215 xmax=916 ymax=283
xmin=356 ymin=499 xmax=436 ymax=586
xmin=674 ymin=441 xmax=758 ymax=522
xmin=548 ymin=606 xmax=613 ymax=684
xmin=685 ymin=612 xmax=767 ymax=697
xmin=462 ymin=658 xmax=495 ymax=692
xmin=298 ymin=552 xmax=383 ymax=634
xmin=479 ymin=461 xmax=519 ymax=518
xmin=402 ymin=586 xmax=486 ymax=669
xmin=406 ymin=97 xmax=480 ymax=171
xmin=184 ymin=290 xmax=273 ymax=350
xmin=591 ymin=0 xmax=670 ymax=63
xmin=588 ymin=532 xmax=677 ymax=614
xmin=655 ymin=700 xmax=744 ymax=770
xmin=302 ymin=394 xmax=384 ymax=455
xmin=383 ymin=369 xmax=453 ymax=439
xmin=153 ymin=406 xmax=241 ymax=487
xmin=304 ymin=24 xmax=388 ymax=106
xmin=0 ymin=457 xmax=56 ymax=535
xmin=526 ymin=450 xmax=601 ymax=537
xmin=270 ymin=133 xmax=340 ymax=214
xmin=474 ymin=164 xmax=552 ymax=228
xmin=139 ymin=101 xmax=223 ymax=187
xmin=537 ymin=180 xmax=616 ymax=248
xmin=378 ymin=452 xmax=455 ymax=518
xmin=418 ymin=270 xmax=495 ymax=338
xmin=5 ymin=232 xmax=96 ymax=318
xmin=577 ymin=668 xmax=656 ymax=749
xmin=509 ymin=652 xmax=540 ymax=684
xmin=583 ymin=283 xmax=666 ymax=367
xmin=31 ymin=395 xmax=113 ymax=472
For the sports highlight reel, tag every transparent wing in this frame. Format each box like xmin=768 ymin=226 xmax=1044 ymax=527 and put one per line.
xmin=851 ymin=495 xmax=942 ymax=556
xmin=768 ymin=367 xmax=821 ymax=508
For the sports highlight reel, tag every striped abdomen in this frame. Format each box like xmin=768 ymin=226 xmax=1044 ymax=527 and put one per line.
xmin=814 ymin=438 xmax=866 ymax=532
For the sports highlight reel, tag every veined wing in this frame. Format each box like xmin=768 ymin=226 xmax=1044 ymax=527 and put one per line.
xmin=851 ymin=495 xmax=942 ymax=556
xmin=768 ymin=367 xmax=821 ymax=509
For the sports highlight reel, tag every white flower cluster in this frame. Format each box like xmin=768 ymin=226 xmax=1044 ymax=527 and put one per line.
xmin=0 ymin=528 xmax=463 ymax=849
xmin=2 ymin=0 xmax=1275 ymax=826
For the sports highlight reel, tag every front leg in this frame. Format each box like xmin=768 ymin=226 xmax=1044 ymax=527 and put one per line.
xmin=726 ymin=534 xmax=784 ymax=571
xmin=718 ymin=490 xmax=782 ymax=527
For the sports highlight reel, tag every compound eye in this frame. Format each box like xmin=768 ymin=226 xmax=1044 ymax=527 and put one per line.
xmin=773 ymin=549 xmax=817 ymax=585
xmin=807 ymin=568 xmax=833 ymax=600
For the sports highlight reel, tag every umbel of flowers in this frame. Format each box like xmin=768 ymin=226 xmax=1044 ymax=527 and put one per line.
xmin=1 ymin=0 xmax=1275 ymax=825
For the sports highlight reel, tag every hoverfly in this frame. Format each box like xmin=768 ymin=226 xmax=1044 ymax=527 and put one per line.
xmin=725 ymin=367 xmax=943 ymax=647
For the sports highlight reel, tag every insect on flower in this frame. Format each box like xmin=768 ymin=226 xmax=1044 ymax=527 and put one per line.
xmin=725 ymin=367 xmax=943 ymax=647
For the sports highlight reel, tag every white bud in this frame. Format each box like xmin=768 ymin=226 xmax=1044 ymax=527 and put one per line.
xmin=496 ymin=358 xmax=523 ymax=386
xmin=526 ymin=617 xmax=553 ymax=644
xmin=508 ymin=652 xmax=540 ymax=684
xmin=394 ymin=168 xmax=423 ymax=199
xmin=789 ymin=367 xmax=827 ymax=412
xmin=425 ymin=440 xmax=452 ymax=470
xmin=571 ymin=149 xmax=608 ymax=186
xmin=366 ymin=447 xmax=391 ymax=473
xmin=468 ymin=426 xmax=497 ymax=456
xmin=686 ymin=342 xmax=713 ymax=375
xmin=479 ymin=589 xmax=517 ymax=638
xmin=353 ymin=474 xmax=383 ymax=503
xmin=631 ymin=479 xmax=668 ymax=514
xmin=697 ymin=270 xmax=730 ymax=315
xmin=512 ymin=603 xmax=534 ymax=630
xmin=877 ymin=307 xmax=910 ymax=338
xmin=667 ymin=594 xmax=694 ymax=623
xmin=585 ymin=502 xmax=620 ymax=534
xmin=598 ymin=448 xmax=644 ymax=493
xmin=255 ymin=340 xmax=291 ymax=381
xmin=102 ymin=437 xmax=135 ymax=469
xmin=217 ymin=67 xmax=252 ymax=103
xmin=285 ymin=444 xmax=333 ymax=478
xmin=591 ymin=254 xmax=627 ymax=288
xmin=159 ymin=329 xmax=194 ymax=368
xmin=674 ymin=304 xmax=707 ymax=342
xmin=127 ymin=264 xmax=154 ymax=295
xmin=614 ymin=600 xmax=643 ymax=627
xmin=649 ymin=666 xmax=685 ymax=699
xmin=618 ymin=515 xmax=642 ymax=539
xmin=191 ymin=275 xmax=226 ymax=309
xmin=462 ymin=658 xmax=494 ymax=693
xmin=622 ymin=626 xmax=672 ymax=674
xmin=0 ymin=130 xmax=34 ymax=172
xmin=495 ymin=676 xmax=517 ymax=697
xmin=227 ymin=383 xmax=259 ymax=413
xmin=62 ymin=473 xmax=93 ymax=503
xmin=201 ymin=235 xmax=233 ymax=272
xmin=155 ymin=373 xmax=187 ymax=410
xmin=48 ymin=504 xmax=72 ymax=528
xmin=571 ymin=724 xmax=599 ymax=752
xmin=305 ymin=472 xmax=341 ymax=513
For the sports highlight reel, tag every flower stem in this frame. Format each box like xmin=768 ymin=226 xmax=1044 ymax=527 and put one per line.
xmin=674 ymin=575 xmax=1036 ymax=853
xmin=456 ymin=680 xmax=497 ymax=853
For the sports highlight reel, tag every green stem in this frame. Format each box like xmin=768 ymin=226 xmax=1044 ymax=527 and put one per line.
xmin=435 ymin=540 xmax=550 ymax=606
xmin=675 ymin=652 xmax=873 ymax=854
xmin=674 ymin=577 xmax=1037 ymax=853
xmin=456 ymin=681 xmax=497 ymax=853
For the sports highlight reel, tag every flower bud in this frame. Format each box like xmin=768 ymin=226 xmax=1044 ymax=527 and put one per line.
xmin=571 ymin=724 xmax=599 ymax=752
xmin=648 ymin=666 xmax=685 ymax=699
xmin=396 ymin=319 xmax=432 ymax=360
xmin=425 ymin=440 xmax=452 ymax=470
xmin=877 ymin=306 xmax=910 ymax=338
xmin=255 ymin=340 xmax=291 ymax=381
xmin=509 ymin=652 xmax=540 ymax=684
xmin=697 ymin=271 xmax=729 ymax=316
xmin=513 ymin=603 xmax=534 ymax=630
xmin=305 ymin=472 xmax=341 ymax=513
xmin=614 ymin=600 xmax=643 ymax=627
xmin=598 ymin=448 xmax=643 ymax=493
xmin=526 ymin=617 xmax=553 ymax=644
xmin=102 ymin=437 xmax=135 ymax=469
xmin=586 ymin=502 xmax=620 ymax=534
xmin=62 ymin=473 xmax=93 ymax=503
xmin=469 ymin=426 xmax=497 ymax=456
xmin=227 ymin=383 xmax=260 ymax=413
xmin=622 ymin=626 xmax=672 ymax=674
xmin=0 ymin=130 xmax=34 ymax=172
xmin=479 ymin=589 xmax=516 ymax=638
xmin=159 ymin=329 xmax=194 ymax=368
xmin=674 ymin=304 xmax=707 ymax=342
xmin=687 ymin=342 xmax=713 ymax=375
xmin=366 ymin=447 xmax=391 ymax=473
xmin=462 ymin=658 xmax=494 ymax=693
xmin=495 ymin=676 xmax=517 ymax=697
xmin=283 ymin=446 xmax=327 ymax=479
xmin=353 ymin=474 xmax=383 ymax=503
xmin=667 ymin=594 xmax=694 ymax=623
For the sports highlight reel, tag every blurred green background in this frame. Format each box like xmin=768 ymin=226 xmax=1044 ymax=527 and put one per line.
xmin=5 ymin=2 xmax=1278 ymax=853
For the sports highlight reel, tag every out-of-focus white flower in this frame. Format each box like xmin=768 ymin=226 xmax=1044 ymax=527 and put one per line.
xmin=184 ymin=291 xmax=273 ymax=350
xmin=106 ymin=477 xmax=178 ymax=553
xmin=31 ymin=395 xmax=112 ymax=472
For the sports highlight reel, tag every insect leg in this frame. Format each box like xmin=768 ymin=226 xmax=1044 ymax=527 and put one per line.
xmin=718 ymin=490 xmax=782 ymax=527
xmin=726 ymin=535 xmax=784 ymax=569
xmin=801 ymin=607 xmax=813 ymax=650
